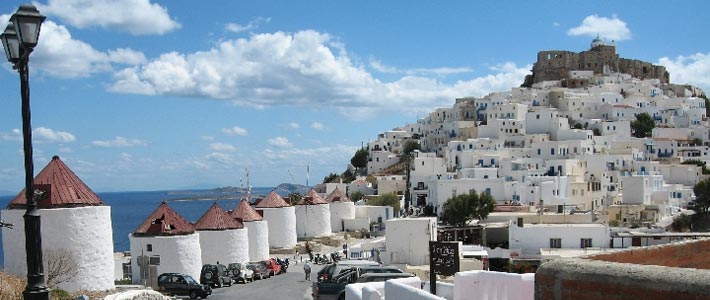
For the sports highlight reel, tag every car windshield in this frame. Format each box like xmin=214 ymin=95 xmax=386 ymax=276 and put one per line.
xmin=184 ymin=275 xmax=198 ymax=284
xmin=229 ymin=263 xmax=242 ymax=269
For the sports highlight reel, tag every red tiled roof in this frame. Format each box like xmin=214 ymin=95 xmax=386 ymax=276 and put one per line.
xmin=8 ymin=155 xmax=104 ymax=209
xmin=325 ymin=188 xmax=350 ymax=203
xmin=296 ymin=189 xmax=328 ymax=205
xmin=254 ymin=191 xmax=290 ymax=208
xmin=195 ymin=203 xmax=243 ymax=230
xmin=230 ymin=199 xmax=263 ymax=222
xmin=133 ymin=202 xmax=195 ymax=236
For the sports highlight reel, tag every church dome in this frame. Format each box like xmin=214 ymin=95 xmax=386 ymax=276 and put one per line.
xmin=591 ymin=35 xmax=605 ymax=48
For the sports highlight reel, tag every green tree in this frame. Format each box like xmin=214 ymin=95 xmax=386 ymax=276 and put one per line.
xmin=350 ymin=148 xmax=369 ymax=169
xmin=440 ymin=190 xmax=496 ymax=227
xmin=350 ymin=191 xmax=364 ymax=202
xmin=322 ymin=173 xmax=339 ymax=184
xmin=402 ymin=140 xmax=420 ymax=155
xmin=691 ymin=178 xmax=710 ymax=215
xmin=368 ymin=193 xmax=400 ymax=213
xmin=671 ymin=214 xmax=692 ymax=232
xmin=630 ymin=113 xmax=655 ymax=138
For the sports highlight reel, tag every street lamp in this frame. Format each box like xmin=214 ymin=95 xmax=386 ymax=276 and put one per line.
xmin=1 ymin=4 xmax=48 ymax=300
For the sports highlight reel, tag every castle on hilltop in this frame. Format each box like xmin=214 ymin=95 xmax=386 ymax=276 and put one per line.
xmin=522 ymin=36 xmax=669 ymax=87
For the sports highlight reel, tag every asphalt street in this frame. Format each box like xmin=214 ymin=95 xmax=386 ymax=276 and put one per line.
xmin=209 ymin=262 xmax=323 ymax=300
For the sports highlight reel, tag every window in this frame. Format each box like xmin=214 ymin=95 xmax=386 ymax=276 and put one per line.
xmin=147 ymin=244 xmax=153 ymax=252
xmin=550 ymin=238 xmax=562 ymax=248
xmin=580 ymin=238 xmax=592 ymax=248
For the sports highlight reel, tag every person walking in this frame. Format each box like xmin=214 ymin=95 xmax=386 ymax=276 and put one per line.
xmin=304 ymin=261 xmax=312 ymax=281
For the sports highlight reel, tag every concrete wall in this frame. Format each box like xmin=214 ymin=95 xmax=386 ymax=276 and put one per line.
xmin=453 ymin=270 xmax=534 ymax=300
xmin=261 ymin=206 xmax=297 ymax=249
xmin=536 ymin=258 xmax=710 ymax=300
xmin=245 ymin=220 xmax=269 ymax=261
xmin=129 ymin=233 xmax=202 ymax=284
xmin=198 ymin=228 xmax=249 ymax=265
xmin=2 ymin=207 xmax=115 ymax=292
xmin=355 ymin=205 xmax=393 ymax=223
xmin=385 ymin=278 xmax=446 ymax=300
xmin=587 ymin=238 xmax=710 ymax=269
xmin=330 ymin=202 xmax=356 ymax=232
xmin=344 ymin=218 xmax=370 ymax=232
xmin=384 ymin=218 xmax=436 ymax=266
xmin=295 ymin=204 xmax=332 ymax=238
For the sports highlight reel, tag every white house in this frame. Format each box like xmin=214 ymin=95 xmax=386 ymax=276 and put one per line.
xmin=130 ymin=202 xmax=201 ymax=285
xmin=195 ymin=203 xmax=249 ymax=265
xmin=326 ymin=188 xmax=355 ymax=232
xmin=295 ymin=190 xmax=332 ymax=238
xmin=383 ymin=218 xmax=437 ymax=266
xmin=231 ymin=199 xmax=269 ymax=261
xmin=1 ymin=156 xmax=115 ymax=292
xmin=255 ymin=191 xmax=297 ymax=249
xmin=508 ymin=223 xmax=610 ymax=256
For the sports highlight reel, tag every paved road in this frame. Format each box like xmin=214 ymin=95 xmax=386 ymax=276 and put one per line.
xmin=209 ymin=263 xmax=323 ymax=300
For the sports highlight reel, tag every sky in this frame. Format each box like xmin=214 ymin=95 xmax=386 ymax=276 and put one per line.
xmin=0 ymin=0 xmax=708 ymax=193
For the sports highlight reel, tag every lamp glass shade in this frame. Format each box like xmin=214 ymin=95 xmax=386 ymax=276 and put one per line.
xmin=10 ymin=4 xmax=46 ymax=49
xmin=1 ymin=24 xmax=20 ymax=63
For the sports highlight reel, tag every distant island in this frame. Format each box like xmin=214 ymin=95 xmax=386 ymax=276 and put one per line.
xmin=164 ymin=183 xmax=311 ymax=202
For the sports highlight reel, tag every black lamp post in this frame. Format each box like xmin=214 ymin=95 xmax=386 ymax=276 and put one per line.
xmin=1 ymin=4 xmax=49 ymax=300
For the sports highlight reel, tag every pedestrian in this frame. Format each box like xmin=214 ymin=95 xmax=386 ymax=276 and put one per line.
xmin=306 ymin=241 xmax=313 ymax=261
xmin=304 ymin=261 xmax=312 ymax=281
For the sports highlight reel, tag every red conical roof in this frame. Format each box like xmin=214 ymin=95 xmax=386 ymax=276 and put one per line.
xmin=325 ymin=188 xmax=351 ymax=203
xmin=133 ymin=202 xmax=194 ymax=236
xmin=254 ymin=191 xmax=290 ymax=208
xmin=296 ymin=189 xmax=328 ymax=205
xmin=195 ymin=203 xmax=243 ymax=230
xmin=8 ymin=155 xmax=104 ymax=209
xmin=231 ymin=199 xmax=263 ymax=222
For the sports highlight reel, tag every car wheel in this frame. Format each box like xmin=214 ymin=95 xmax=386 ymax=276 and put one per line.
xmin=217 ymin=279 xmax=223 ymax=288
xmin=190 ymin=291 xmax=198 ymax=299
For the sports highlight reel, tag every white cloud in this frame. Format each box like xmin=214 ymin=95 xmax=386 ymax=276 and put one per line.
xmin=567 ymin=14 xmax=631 ymax=41
xmin=33 ymin=127 xmax=76 ymax=143
xmin=268 ymin=136 xmax=292 ymax=147
xmin=209 ymin=142 xmax=236 ymax=152
xmin=222 ymin=126 xmax=249 ymax=136
xmin=225 ymin=17 xmax=271 ymax=33
xmin=24 ymin=21 xmax=146 ymax=78
xmin=91 ymin=136 xmax=148 ymax=147
xmin=658 ymin=53 xmax=710 ymax=92
xmin=289 ymin=122 xmax=301 ymax=129
xmin=0 ymin=127 xmax=75 ymax=143
xmin=552 ymin=22 xmax=560 ymax=27
xmin=206 ymin=152 xmax=234 ymax=164
xmin=200 ymin=135 xmax=215 ymax=141
xmin=36 ymin=0 xmax=181 ymax=35
xmin=311 ymin=122 xmax=325 ymax=130
xmin=109 ymin=30 xmax=530 ymax=118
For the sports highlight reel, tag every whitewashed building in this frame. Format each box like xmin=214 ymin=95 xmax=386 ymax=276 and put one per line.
xmin=130 ymin=202 xmax=201 ymax=285
xmin=255 ymin=191 xmax=297 ymax=249
xmin=325 ymin=188 xmax=355 ymax=232
xmin=1 ymin=156 xmax=115 ymax=292
xmin=295 ymin=190 xmax=332 ymax=238
xmin=383 ymin=218 xmax=437 ymax=266
xmin=231 ymin=199 xmax=269 ymax=261
xmin=195 ymin=203 xmax=249 ymax=265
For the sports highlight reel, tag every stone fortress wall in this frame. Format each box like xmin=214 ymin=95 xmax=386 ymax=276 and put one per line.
xmin=522 ymin=41 xmax=669 ymax=87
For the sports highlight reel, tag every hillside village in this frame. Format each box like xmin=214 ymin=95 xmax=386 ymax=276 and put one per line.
xmin=343 ymin=38 xmax=710 ymax=266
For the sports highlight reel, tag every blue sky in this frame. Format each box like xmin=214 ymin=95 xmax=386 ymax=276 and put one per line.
xmin=0 ymin=0 xmax=708 ymax=192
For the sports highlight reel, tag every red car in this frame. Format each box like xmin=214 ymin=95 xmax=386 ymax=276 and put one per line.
xmin=260 ymin=258 xmax=282 ymax=276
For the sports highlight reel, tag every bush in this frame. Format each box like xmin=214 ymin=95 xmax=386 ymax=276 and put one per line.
xmin=0 ymin=272 xmax=25 ymax=300
xmin=51 ymin=289 xmax=72 ymax=300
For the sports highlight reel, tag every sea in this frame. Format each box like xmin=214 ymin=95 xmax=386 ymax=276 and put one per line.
xmin=0 ymin=187 xmax=279 ymax=268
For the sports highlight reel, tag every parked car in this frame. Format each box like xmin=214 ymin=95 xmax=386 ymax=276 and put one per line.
xmin=228 ymin=262 xmax=254 ymax=283
xmin=313 ymin=265 xmax=405 ymax=300
xmin=157 ymin=273 xmax=211 ymax=299
xmin=317 ymin=260 xmax=381 ymax=282
xmin=355 ymin=272 xmax=415 ymax=283
xmin=200 ymin=264 xmax=233 ymax=288
xmin=259 ymin=258 xmax=282 ymax=276
xmin=247 ymin=262 xmax=271 ymax=280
